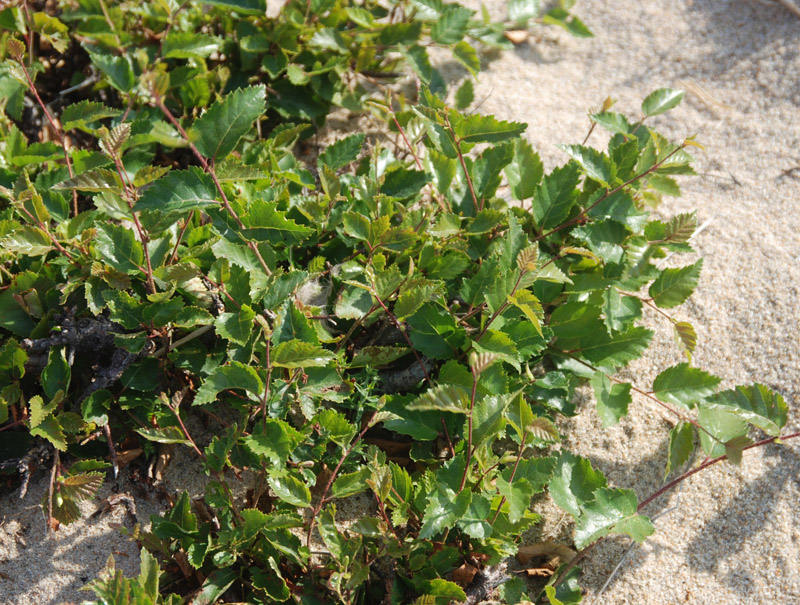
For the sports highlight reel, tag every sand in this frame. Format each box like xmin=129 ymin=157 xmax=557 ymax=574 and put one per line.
xmin=1 ymin=0 xmax=799 ymax=603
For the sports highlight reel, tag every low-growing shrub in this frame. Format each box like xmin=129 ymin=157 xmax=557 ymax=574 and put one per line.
xmin=0 ymin=0 xmax=794 ymax=603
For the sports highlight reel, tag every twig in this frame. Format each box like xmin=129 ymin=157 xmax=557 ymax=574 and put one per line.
xmin=774 ymin=0 xmax=800 ymax=18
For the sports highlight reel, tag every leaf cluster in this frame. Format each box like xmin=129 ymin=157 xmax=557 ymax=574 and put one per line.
xmin=0 ymin=1 xmax=791 ymax=604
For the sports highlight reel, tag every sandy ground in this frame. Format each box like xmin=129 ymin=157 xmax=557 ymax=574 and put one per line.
xmin=1 ymin=0 xmax=799 ymax=603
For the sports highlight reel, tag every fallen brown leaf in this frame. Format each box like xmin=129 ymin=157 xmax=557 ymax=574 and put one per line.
xmin=453 ymin=563 xmax=479 ymax=587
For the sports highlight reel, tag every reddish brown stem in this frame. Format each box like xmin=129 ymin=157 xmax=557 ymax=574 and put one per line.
xmin=490 ymin=429 xmax=528 ymax=524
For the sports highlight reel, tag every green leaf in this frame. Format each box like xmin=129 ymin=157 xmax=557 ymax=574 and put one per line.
xmin=55 ymin=169 xmax=123 ymax=193
xmin=381 ymin=167 xmax=430 ymax=199
xmin=87 ymin=49 xmax=134 ymax=92
xmin=705 ymin=384 xmax=788 ymax=436
xmin=135 ymin=167 xmax=217 ymax=214
xmin=272 ymin=340 xmax=335 ymax=368
xmin=697 ymin=407 xmax=747 ymax=458
xmin=642 ymin=88 xmax=685 ymax=117
xmin=240 ymin=201 xmax=313 ymax=246
xmin=407 ymin=303 xmax=466 ymax=359
xmin=549 ymin=451 xmax=606 ymax=519
xmin=473 ymin=330 xmax=519 ymax=371
xmin=559 ymin=145 xmax=614 ymax=186
xmin=95 ymin=223 xmax=144 ymax=274
xmin=532 ymin=162 xmax=581 ymax=229
xmin=472 ymin=394 xmax=510 ymax=447
xmin=349 ymin=346 xmax=408 ymax=367
xmin=30 ymin=414 xmax=67 ymax=451
xmin=590 ymin=111 xmax=632 ymax=135
xmin=666 ymin=421 xmax=694 ymax=478
xmin=61 ymin=100 xmax=121 ymax=131
xmin=602 ymin=287 xmax=642 ymax=333
xmin=407 ymin=384 xmax=468 ymax=414
xmin=318 ymin=133 xmax=365 ymax=170
xmin=342 ymin=212 xmax=371 ymax=242
xmin=29 ymin=394 xmax=57 ymax=428
xmin=574 ymin=487 xmax=654 ymax=549
xmin=135 ymin=426 xmax=189 ymax=444
xmin=430 ymin=5 xmax=473 ymax=44
xmin=200 ymin=0 xmax=266 ymax=15
xmin=194 ymin=568 xmax=238 ymax=605
xmin=330 ymin=467 xmax=371 ymax=499
xmin=591 ymin=373 xmax=631 ymax=427
xmin=244 ymin=419 xmax=303 ymax=467
xmin=268 ymin=472 xmax=311 ymax=507
xmin=549 ymin=302 xmax=601 ymax=340
xmin=578 ymin=326 xmax=653 ymax=367
xmin=652 ymin=363 xmax=721 ymax=410
xmin=190 ymin=85 xmax=266 ymax=160
xmin=214 ymin=304 xmax=255 ymax=346
xmin=395 ymin=283 xmax=441 ymax=320
xmin=674 ymin=321 xmax=697 ymax=360
xmin=505 ymin=137 xmax=543 ymax=201
xmin=496 ymin=476 xmax=533 ymax=524
xmin=162 ymin=32 xmax=220 ymax=59
xmin=453 ymin=41 xmax=480 ymax=76
xmin=648 ymin=260 xmax=702 ymax=308
xmin=42 ymin=348 xmax=71 ymax=401
xmin=1 ymin=226 xmax=53 ymax=256
xmin=451 ymin=113 xmax=527 ymax=144
xmin=419 ymin=488 xmax=471 ymax=539
xmin=426 ymin=579 xmax=467 ymax=602
xmin=193 ymin=361 xmax=263 ymax=405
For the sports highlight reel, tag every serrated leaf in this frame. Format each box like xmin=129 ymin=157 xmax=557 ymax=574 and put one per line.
xmin=61 ymin=100 xmax=121 ymax=131
xmin=705 ymin=384 xmax=788 ymax=436
xmin=240 ymin=201 xmax=313 ymax=246
xmin=136 ymin=167 xmax=217 ymax=216
xmin=652 ymin=363 xmax=720 ymax=410
xmin=642 ymin=88 xmax=685 ymax=117
xmin=453 ymin=41 xmax=480 ymax=76
xmin=591 ymin=373 xmax=631 ymax=427
xmin=666 ymin=421 xmax=694 ymax=478
xmin=318 ymin=133 xmax=365 ymax=170
xmin=162 ymin=32 xmax=220 ymax=59
xmin=135 ymin=426 xmax=189 ymax=444
xmin=649 ymin=260 xmax=702 ymax=308
xmin=55 ymin=169 xmax=123 ymax=193
xmin=330 ymin=467 xmax=371 ymax=499
xmin=549 ymin=451 xmax=606 ymax=519
xmin=590 ymin=111 xmax=632 ymax=135
xmin=244 ymin=419 xmax=303 ymax=468
xmin=602 ymin=287 xmax=642 ymax=333
xmin=60 ymin=471 xmax=103 ymax=502
xmin=29 ymin=394 xmax=57 ymax=428
xmin=527 ymin=417 xmax=560 ymax=443
xmin=395 ymin=283 xmax=440 ymax=320
xmin=268 ymin=472 xmax=311 ymax=507
xmin=407 ymin=384 xmax=468 ymax=414
xmin=381 ymin=167 xmax=430 ymax=199
xmin=100 ymin=123 xmax=131 ymax=159
xmin=87 ymin=49 xmax=134 ymax=92
xmin=407 ymin=303 xmax=466 ymax=359
xmin=430 ymin=5 xmax=473 ymax=44
xmin=193 ymin=361 xmax=263 ymax=405
xmin=31 ymin=414 xmax=67 ymax=451
xmin=505 ymin=137 xmax=544 ymax=201
xmin=200 ymin=0 xmax=266 ymax=15
xmin=419 ymin=488 xmax=471 ymax=539
xmin=190 ymin=85 xmax=266 ymax=160
xmin=215 ymin=304 xmax=256 ymax=346
xmin=532 ymin=162 xmax=581 ymax=229
xmin=578 ymin=326 xmax=653 ymax=367
xmin=559 ymin=144 xmax=614 ymax=186
xmin=42 ymin=348 xmax=71 ymax=401
xmin=497 ymin=476 xmax=533 ymax=524
xmin=272 ymin=340 xmax=335 ymax=368
xmin=697 ymin=407 xmax=748 ymax=458
xmin=95 ymin=223 xmax=144 ymax=274
xmin=674 ymin=321 xmax=697 ymax=360
xmin=451 ymin=112 xmax=527 ymax=144
xmin=1 ymin=226 xmax=53 ymax=256
xmin=350 ymin=346 xmax=408 ymax=368
xmin=574 ymin=487 xmax=654 ymax=549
